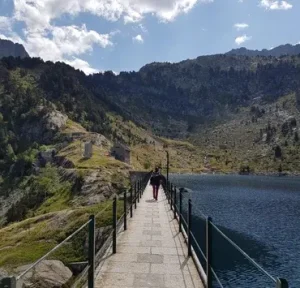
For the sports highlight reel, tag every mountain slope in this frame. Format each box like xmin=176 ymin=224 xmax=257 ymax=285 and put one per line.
xmin=2 ymin=44 xmax=300 ymax=278
xmin=0 ymin=39 xmax=29 ymax=58
xmin=0 ymin=55 xmax=208 ymax=273
xmin=0 ymin=57 xmax=204 ymax=221
xmin=226 ymin=44 xmax=300 ymax=57
xmin=88 ymin=54 xmax=300 ymax=139
xmin=2 ymin=51 xmax=300 ymax=176
xmin=191 ymin=93 xmax=300 ymax=173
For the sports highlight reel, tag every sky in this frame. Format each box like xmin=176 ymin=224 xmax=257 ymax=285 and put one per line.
xmin=0 ymin=0 xmax=299 ymax=74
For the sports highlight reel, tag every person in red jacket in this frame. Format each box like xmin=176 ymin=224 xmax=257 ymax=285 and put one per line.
xmin=150 ymin=167 xmax=162 ymax=201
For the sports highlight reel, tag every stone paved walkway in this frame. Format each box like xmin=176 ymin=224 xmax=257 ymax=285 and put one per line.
xmin=95 ymin=184 xmax=204 ymax=288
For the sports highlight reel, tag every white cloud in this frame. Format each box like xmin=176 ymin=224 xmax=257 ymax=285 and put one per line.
xmin=234 ymin=23 xmax=249 ymax=31
xmin=235 ymin=34 xmax=252 ymax=45
xmin=13 ymin=0 xmax=214 ymax=27
xmin=5 ymin=0 xmax=213 ymax=74
xmin=133 ymin=34 xmax=144 ymax=43
xmin=259 ymin=0 xmax=292 ymax=10
xmin=65 ymin=57 xmax=99 ymax=75
xmin=51 ymin=25 xmax=112 ymax=55
xmin=0 ymin=16 xmax=12 ymax=31
xmin=22 ymin=25 xmax=112 ymax=62
xmin=0 ymin=32 xmax=25 ymax=45
xmin=139 ymin=23 xmax=148 ymax=33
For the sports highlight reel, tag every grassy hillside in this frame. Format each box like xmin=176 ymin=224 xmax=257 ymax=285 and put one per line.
xmin=0 ymin=199 xmax=124 ymax=270
xmin=193 ymin=93 xmax=300 ymax=173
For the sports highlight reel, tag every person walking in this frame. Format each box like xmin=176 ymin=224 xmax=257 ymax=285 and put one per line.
xmin=150 ymin=167 xmax=162 ymax=201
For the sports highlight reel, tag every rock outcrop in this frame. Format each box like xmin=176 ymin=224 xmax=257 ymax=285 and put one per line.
xmin=16 ymin=260 xmax=72 ymax=288
xmin=21 ymin=109 xmax=68 ymax=144
xmin=0 ymin=39 xmax=29 ymax=58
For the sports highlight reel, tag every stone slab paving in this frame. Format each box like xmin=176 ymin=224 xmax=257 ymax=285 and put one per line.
xmin=95 ymin=184 xmax=204 ymax=288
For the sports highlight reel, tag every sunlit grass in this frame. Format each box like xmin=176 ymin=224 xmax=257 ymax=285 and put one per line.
xmin=0 ymin=199 xmax=125 ymax=269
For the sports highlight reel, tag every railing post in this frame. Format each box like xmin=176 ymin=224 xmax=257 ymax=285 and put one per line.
xmin=124 ymin=191 xmax=127 ymax=231
xmin=0 ymin=276 xmax=16 ymax=288
xmin=139 ymin=180 xmax=142 ymax=199
xmin=188 ymin=199 xmax=192 ymax=257
xmin=206 ymin=217 xmax=213 ymax=288
xmin=134 ymin=183 xmax=137 ymax=209
xmin=130 ymin=187 xmax=133 ymax=218
xmin=276 ymin=278 xmax=288 ymax=288
xmin=174 ymin=186 xmax=177 ymax=219
xmin=137 ymin=181 xmax=140 ymax=203
xmin=166 ymin=150 xmax=169 ymax=185
xmin=166 ymin=181 xmax=169 ymax=203
xmin=179 ymin=191 xmax=182 ymax=233
xmin=113 ymin=197 xmax=117 ymax=254
xmin=170 ymin=184 xmax=173 ymax=210
xmin=88 ymin=215 xmax=95 ymax=288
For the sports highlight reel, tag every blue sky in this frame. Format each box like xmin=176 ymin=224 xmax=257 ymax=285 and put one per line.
xmin=0 ymin=0 xmax=299 ymax=74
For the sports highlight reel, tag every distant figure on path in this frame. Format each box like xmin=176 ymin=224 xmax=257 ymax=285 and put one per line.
xmin=150 ymin=167 xmax=163 ymax=201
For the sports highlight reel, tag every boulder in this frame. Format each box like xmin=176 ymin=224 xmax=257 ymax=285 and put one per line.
xmin=0 ymin=268 xmax=8 ymax=279
xmin=16 ymin=260 xmax=72 ymax=288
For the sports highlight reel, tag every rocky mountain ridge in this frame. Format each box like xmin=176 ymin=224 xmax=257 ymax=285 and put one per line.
xmin=0 ymin=39 xmax=29 ymax=58
xmin=226 ymin=43 xmax=300 ymax=57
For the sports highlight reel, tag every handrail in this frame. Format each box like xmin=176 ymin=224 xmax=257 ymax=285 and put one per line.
xmin=181 ymin=213 xmax=188 ymax=227
xmin=71 ymin=264 xmax=90 ymax=288
xmin=211 ymin=266 xmax=224 ymax=288
xmin=191 ymin=203 xmax=277 ymax=283
xmin=116 ymin=213 xmax=125 ymax=228
xmin=191 ymin=204 xmax=207 ymax=219
xmin=0 ymin=174 xmax=158 ymax=288
xmin=165 ymin=180 xmax=286 ymax=288
xmin=95 ymin=201 xmax=112 ymax=217
xmin=17 ymin=219 xmax=91 ymax=280
xmin=190 ymin=231 xmax=206 ymax=261
xmin=17 ymin=197 xmax=119 ymax=281
xmin=210 ymin=221 xmax=277 ymax=283
xmin=191 ymin=229 xmax=224 ymax=288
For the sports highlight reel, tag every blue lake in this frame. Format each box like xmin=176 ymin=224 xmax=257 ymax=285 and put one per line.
xmin=170 ymin=174 xmax=300 ymax=288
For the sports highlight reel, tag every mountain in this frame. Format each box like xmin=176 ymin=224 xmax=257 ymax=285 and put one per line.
xmin=0 ymin=55 xmax=203 ymax=222
xmin=86 ymin=53 xmax=300 ymax=174
xmin=1 ymin=43 xmax=300 ymax=277
xmin=0 ymin=54 xmax=205 ymax=274
xmin=0 ymin=39 xmax=29 ymax=58
xmin=90 ymin=53 xmax=300 ymax=139
xmin=226 ymin=44 xmax=300 ymax=57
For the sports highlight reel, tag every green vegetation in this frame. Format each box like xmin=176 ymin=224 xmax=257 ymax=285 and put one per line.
xmin=0 ymin=199 xmax=124 ymax=269
xmin=5 ymin=165 xmax=72 ymax=223
xmin=58 ymin=141 xmax=126 ymax=170
xmin=1 ymin=50 xmax=300 ymax=278
xmin=61 ymin=119 xmax=87 ymax=134
xmin=193 ymin=94 xmax=300 ymax=173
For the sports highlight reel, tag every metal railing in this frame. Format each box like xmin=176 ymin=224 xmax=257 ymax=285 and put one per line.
xmin=164 ymin=181 xmax=289 ymax=288
xmin=0 ymin=174 xmax=150 ymax=288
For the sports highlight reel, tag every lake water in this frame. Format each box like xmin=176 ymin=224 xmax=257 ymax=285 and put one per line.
xmin=170 ymin=174 xmax=300 ymax=288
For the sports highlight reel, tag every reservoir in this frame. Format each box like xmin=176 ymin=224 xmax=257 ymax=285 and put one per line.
xmin=170 ymin=174 xmax=300 ymax=287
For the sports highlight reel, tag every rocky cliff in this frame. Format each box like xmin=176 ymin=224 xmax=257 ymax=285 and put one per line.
xmin=0 ymin=39 xmax=29 ymax=58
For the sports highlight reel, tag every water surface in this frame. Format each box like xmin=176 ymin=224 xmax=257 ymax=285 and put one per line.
xmin=170 ymin=174 xmax=300 ymax=287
